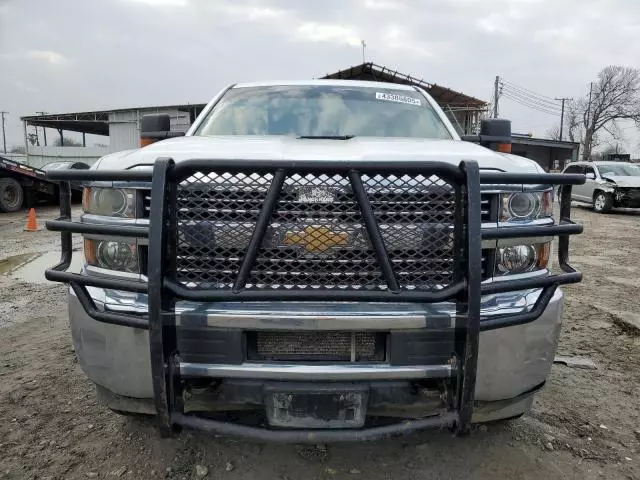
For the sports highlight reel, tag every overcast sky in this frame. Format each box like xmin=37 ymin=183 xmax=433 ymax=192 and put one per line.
xmin=1 ymin=0 xmax=640 ymax=151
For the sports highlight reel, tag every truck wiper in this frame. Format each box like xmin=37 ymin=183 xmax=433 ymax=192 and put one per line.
xmin=297 ymin=135 xmax=356 ymax=140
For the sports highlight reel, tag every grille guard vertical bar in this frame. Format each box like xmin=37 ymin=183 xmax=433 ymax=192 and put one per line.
xmin=43 ymin=179 xmax=73 ymax=279
xmin=232 ymin=169 xmax=286 ymax=293
xmin=456 ymin=160 xmax=482 ymax=434
xmin=559 ymin=182 xmax=575 ymax=271
xmin=147 ymin=157 xmax=176 ymax=436
xmin=55 ymin=181 xmax=73 ymax=272
xmin=348 ymin=170 xmax=400 ymax=293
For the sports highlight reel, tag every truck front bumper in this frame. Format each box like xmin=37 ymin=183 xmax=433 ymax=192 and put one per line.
xmin=69 ymin=286 xmax=564 ymax=423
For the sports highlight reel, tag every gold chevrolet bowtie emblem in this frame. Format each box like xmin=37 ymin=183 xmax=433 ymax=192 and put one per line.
xmin=284 ymin=226 xmax=349 ymax=253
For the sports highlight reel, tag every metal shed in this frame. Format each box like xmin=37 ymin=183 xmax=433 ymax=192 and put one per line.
xmin=20 ymin=104 xmax=206 ymax=168
xmin=510 ymin=134 xmax=580 ymax=172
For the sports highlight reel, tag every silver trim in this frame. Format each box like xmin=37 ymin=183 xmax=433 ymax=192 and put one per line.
xmin=76 ymin=286 xmax=548 ymax=326
xmin=496 ymin=236 xmax=553 ymax=247
xmin=496 ymin=217 xmax=554 ymax=228
xmin=81 ymin=213 xmax=149 ymax=227
xmin=484 ymin=268 xmax=549 ymax=284
xmin=178 ymin=362 xmax=454 ymax=380
xmin=86 ymin=265 xmax=142 ymax=281
xmin=177 ymin=311 xmax=440 ymax=330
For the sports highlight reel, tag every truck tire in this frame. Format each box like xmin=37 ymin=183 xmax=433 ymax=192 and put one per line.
xmin=0 ymin=177 xmax=24 ymax=213
xmin=593 ymin=191 xmax=613 ymax=214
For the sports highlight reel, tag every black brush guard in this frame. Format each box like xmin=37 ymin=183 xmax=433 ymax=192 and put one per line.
xmin=44 ymin=158 xmax=584 ymax=441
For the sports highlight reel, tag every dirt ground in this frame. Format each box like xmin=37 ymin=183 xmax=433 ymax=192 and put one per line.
xmin=1 ymin=204 xmax=639 ymax=480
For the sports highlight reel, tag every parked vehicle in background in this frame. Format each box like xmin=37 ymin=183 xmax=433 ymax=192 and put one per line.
xmin=0 ymin=157 xmax=88 ymax=213
xmin=44 ymin=80 xmax=584 ymax=441
xmin=560 ymin=161 xmax=640 ymax=213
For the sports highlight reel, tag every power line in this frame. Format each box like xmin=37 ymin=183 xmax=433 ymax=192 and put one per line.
xmin=501 ymin=84 xmax=562 ymax=111
xmin=502 ymin=89 xmax=563 ymax=113
xmin=502 ymin=96 xmax=560 ymax=116
xmin=504 ymin=85 xmax=559 ymax=108
xmin=500 ymin=82 xmax=562 ymax=108
xmin=501 ymin=92 xmax=561 ymax=116
xmin=499 ymin=80 xmax=565 ymax=117
xmin=503 ymin=90 xmax=560 ymax=113
xmin=501 ymin=80 xmax=558 ymax=102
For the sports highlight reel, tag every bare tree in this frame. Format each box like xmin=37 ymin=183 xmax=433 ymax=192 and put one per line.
xmin=546 ymin=125 xmax=561 ymax=141
xmin=564 ymin=101 xmax=582 ymax=143
xmin=577 ymin=66 xmax=640 ymax=160
xmin=547 ymin=103 xmax=581 ymax=143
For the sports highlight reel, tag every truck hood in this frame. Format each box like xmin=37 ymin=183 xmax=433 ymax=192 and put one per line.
xmin=95 ymin=136 xmax=541 ymax=173
xmin=600 ymin=175 xmax=640 ymax=188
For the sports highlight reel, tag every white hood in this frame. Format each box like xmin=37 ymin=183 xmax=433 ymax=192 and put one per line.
xmin=94 ymin=135 xmax=541 ymax=173
xmin=600 ymin=175 xmax=640 ymax=188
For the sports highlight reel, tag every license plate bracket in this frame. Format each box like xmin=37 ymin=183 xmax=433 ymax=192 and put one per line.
xmin=264 ymin=384 xmax=368 ymax=429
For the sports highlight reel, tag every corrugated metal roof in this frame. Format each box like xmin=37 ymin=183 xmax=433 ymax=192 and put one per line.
xmin=21 ymin=104 xmax=206 ymax=135
xmin=511 ymin=135 xmax=579 ymax=149
xmin=321 ymin=63 xmax=487 ymax=108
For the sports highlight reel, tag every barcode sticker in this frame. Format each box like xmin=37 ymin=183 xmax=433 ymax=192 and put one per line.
xmin=375 ymin=92 xmax=422 ymax=106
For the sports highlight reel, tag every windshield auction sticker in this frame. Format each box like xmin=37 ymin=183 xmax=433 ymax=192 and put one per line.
xmin=375 ymin=92 xmax=422 ymax=106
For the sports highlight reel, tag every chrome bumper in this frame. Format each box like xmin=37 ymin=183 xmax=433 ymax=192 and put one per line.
xmin=69 ymin=286 xmax=564 ymax=402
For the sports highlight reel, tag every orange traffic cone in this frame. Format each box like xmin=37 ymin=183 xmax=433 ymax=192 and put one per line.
xmin=24 ymin=208 xmax=39 ymax=232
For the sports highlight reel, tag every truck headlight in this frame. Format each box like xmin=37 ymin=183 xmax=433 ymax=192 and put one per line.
xmin=496 ymin=242 xmax=550 ymax=275
xmin=82 ymin=187 xmax=136 ymax=218
xmin=501 ymin=191 xmax=552 ymax=221
xmin=84 ymin=238 xmax=139 ymax=273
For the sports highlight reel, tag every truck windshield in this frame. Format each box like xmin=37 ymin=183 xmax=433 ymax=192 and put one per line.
xmin=194 ymin=85 xmax=453 ymax=139
xmin=598 ymin=163 xmax=640 ymax=176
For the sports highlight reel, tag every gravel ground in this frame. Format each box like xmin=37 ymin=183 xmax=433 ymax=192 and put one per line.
xmin=1 ymin=204 xmax=639 ymax=480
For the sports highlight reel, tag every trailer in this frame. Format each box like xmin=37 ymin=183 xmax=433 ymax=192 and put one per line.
xmin=0 ymin=156 xmax=87 ymax=213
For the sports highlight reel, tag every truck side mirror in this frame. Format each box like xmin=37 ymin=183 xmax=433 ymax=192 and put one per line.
xmin=140 ymin=113 xmax=185 ymax=147
xmin=141 ymin=114 xmax=170 ymax=147
xmin=479 ymin=118 xmax=512 ymax=153
xmin=461 ymin=118 xmax=512 ymax=153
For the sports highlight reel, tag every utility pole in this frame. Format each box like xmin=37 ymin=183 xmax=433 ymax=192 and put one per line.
xmin=493 ymin=76 xmax=500 ymax=118
xmin=0 ymin=111 xmax=7 ymax=154
xmin=554 ymin=97 xmax=573 ymax=141
xmin=36 ymin=111 xmax=48 ymax=146
xmin=583 ymin=81 xmax=594 ymax=161
xmin=361 ymin=40 xmax=367 ymax=64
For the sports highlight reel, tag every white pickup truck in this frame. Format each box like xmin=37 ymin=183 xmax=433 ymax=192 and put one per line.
xmin=44 ymin=79 xmax=584 ymax=441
